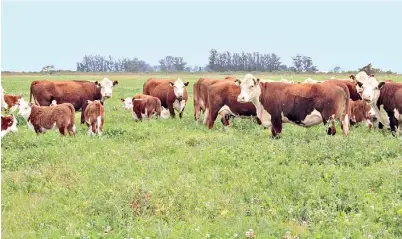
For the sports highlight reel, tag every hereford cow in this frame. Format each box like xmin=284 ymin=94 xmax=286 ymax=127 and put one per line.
xmin=121 ymin=95 xmax=168 ymax=120
xmin=17 ymin=100 xmax=76 ymax=136
xmin=1 ymin=114 xmax=18 ymax=137
xmin=206 ymin=80 xmax=259 ymax=129
xmin=84 ymin=100 xmax=105 ymax=136
xmin=358 ymin=77 xmax=402 ymax=136
xmin=236 ymin=74 xmax=350 ymax=137
xmin=3 ymin=94 xmax=24 ymax=112
xmin=143 ymin=78 xmax=189 ymax=119
xmin=29 ymin=78 xmax=118 ymax=124
xmin=193 ymin=77 xmax=234 ymax=121
xmin=349 ymin=100 xmax=374 ymax=128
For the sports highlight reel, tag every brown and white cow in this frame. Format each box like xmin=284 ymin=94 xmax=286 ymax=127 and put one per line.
xmin=349 ymin=100 xmax=375 ymax=128
xmin=193 ymin=77 xmax=234 ymax=122
xmin=206 ymin=80 xmax=260 ymax=129
xmin=17 ymin=100 xmax=76 ymax=136
xmin=84 ymin=100 xmax=105 ymax=136
xmin=29 ymin=78 xmax=118 ymax=124
xmin=1 ymin=114 xmax=18 ymax=137
xmin=143 ymin=78 xmax=189 ymax=119
xmin=132 ymin=94 xmax=162 ymax=121
xmin=3 ymin=94 xmax=24 ymax=112
xmin=357 ymin=76 xmax=402 ymax=136
xmin=121 ymin=94 xmax=168 ymax=120
xmin=236 ymin=74 xmax=350 ymax=137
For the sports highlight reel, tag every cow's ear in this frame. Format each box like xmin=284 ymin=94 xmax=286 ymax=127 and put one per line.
xmin=378 ymin=81 xmax=386 ymax=89
xmin=184 ymin=82 xmax=189 ymax=87
xmin=234 ymin=79 xmax=241 ymax=86
xmin=349 ymin=74 xmax=356 ymax=81
xmin=120 ymin=98 xmax=125 ymax=102
xmin=256 ymin=78 xmax=260 ymax=84
xmin=370 ymin=74 xmax=375 ymax=77
xmin=94 ymin=81 xmax=100 ymax=87
xmin=169 ymin=81 xmax=174 ymax=87
xmin=356 ymin=81 xmax=363 ymax=87
xmin=113 ymin=80 xmax=118 ymax=86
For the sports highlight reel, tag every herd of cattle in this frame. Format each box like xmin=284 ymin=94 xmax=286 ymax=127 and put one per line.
xmin=1 ymin=70 xmax=401 ymax=139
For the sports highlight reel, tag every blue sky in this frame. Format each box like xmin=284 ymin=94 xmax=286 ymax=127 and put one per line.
xmin=1 ymin=1 xmax=401 ymax=72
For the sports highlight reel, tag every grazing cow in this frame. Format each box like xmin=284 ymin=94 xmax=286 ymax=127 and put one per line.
xmin=3 ymin=94 xmax=24 ymax=112
xmin=143 ymin=78 xmax=189 ymax=119
xmin=1 ymin=114 xmax=18 ymax=137
xmin=84 ymin=100 xmax=104 ymax=136
xmin=349 ymin=100 xmax=374 ymax=128
xmin=358 ymin=78 xmax=402 ymax=136
xmin=17 ymin=101 xmax=76 ymax=136
xmin=207 ymin=80 xmax=259 ymax=129
xmin=193 ymin=77 xmax=233 ymax=122
xmin=132 ymin=94 xmax=162 ymax=121
xmin=29 ymin=78 xmax=118 ymax=124
xmin=236 ymin=74 xmax=350 ymax=137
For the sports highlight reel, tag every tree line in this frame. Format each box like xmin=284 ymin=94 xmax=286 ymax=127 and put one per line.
xmin=71 ymin=50 xmax=394 ymax=74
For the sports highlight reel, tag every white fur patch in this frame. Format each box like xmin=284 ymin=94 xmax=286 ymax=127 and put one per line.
xmin=256 ymin=103 xmax=272 ymax=129
xmin=394 ymin=109 xmax=401 ymax=120
xmin=173 ymin=99 xmax=186 ymax=113
xmin=301 ymin=109 xmax=323 ymax=127
xmin=96 ymin=116 xmax=101 ymax=132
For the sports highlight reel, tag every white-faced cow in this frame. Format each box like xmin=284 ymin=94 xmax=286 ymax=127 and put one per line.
xmin=143 ymin=78 xmax=189 ymax=119
xmin=357 ymin=76 xmax=402 ymax=136
xmin=29 ymin=78 xmax=118 ymax=124
xmin=236 ymin=74 xmax=350 ymax=138
xmin=1 ymin=114 xmax=18 ymax=137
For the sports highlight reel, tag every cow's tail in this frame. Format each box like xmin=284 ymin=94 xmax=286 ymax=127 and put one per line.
xmin=29 ymin=81 xmax=40 ymax=105
xmin=193 ymin=80 xmax=200 ymax=121
xmin=66 ymin=103 xmax=76 ymax=133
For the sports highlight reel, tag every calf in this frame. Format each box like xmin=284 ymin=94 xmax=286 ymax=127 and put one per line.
xmin=1 ymin=114 xmax=18 ymax=137
xmin=84 ymin=100 xmax=105 ymax=136
xmin=207 ymin=80 xmax=259 ymax=129
xmin=236 ymin=74 xmax=350 ymax=137
xmin=17 ymin=101 xmax=76 ymax=136
xmin=143 ymin=78 xmax=189 ymax=119
xmin=121 ymin=94 xmax=168 ymax=120
xmin=132 ymin=94 xmax=162 ymax=121
xmin=349 ymin=100 xmax=374 ymax=128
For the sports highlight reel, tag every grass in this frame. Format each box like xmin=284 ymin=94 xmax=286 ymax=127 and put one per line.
xmin=1 ymin=73 xmax=402 ymax=239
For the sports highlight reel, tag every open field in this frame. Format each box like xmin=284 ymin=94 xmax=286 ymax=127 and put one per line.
xmin=1 ymin=73 xmax=402 ymax=238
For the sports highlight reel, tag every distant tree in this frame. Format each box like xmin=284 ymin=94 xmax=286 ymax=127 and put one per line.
xmin=292 ymin=55 xmax=303 ymax=72
xmin=41 ymin=65 xmax=55 ymax=74
xmin=332 ymin=66 xmax=341 ymax=73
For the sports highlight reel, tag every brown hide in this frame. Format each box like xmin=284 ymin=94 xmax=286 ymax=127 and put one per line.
xmin=377 ymin=82 xmax=402 ymax=134
xmin=1 ymin=115 xmax=14 ymax=131
xmin=132 ymin=94 xmax=162 ymax=120
xmin=258 ymin=82 xmax=349 ymax=137
xmin=207 ymin=81 xmax=258 ymax=129
xmin=28 ymin=103 xmax=76 ymax=136
xmin=4 ymin=94 xmax=23 ymax=109
xmin=193 ymin=77 xmax=233 ymax=121
xmin=324 ymin=79 xmax=361 ymax=101
xmin=143 ymin=78 xmax=188 ymax=118
xmin=84 ymin=100 xmax=105 ymax=134
xmin=349 ymin=100 xmax=372 ymax=127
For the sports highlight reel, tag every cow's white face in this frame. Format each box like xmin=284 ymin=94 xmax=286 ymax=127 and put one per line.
xmin=95 ymin=78 xmax=118 ymax=101
xmin=16 ymin=100 xmax=33 ymax=120
xmin=169 ymin=78 xmax=189 ymax=101
xmin=359 ymin=77 xmax=383 ymax=103
xmin=120 ymin=97 xmax=133 ymax=111
xmin=236 ymin=74 xmax=261 ymax=103
xmin=9 ymin=97 xmax=26 ymax=113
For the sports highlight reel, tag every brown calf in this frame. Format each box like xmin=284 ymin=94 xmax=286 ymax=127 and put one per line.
xmin=132 ymin=94 xmax=162 ymax=121
xmin=84 ymin=100 xmax=105 ymax=136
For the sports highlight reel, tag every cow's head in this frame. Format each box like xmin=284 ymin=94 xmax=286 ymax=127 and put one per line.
xmin=120 ymin=97 xmax=133 ymax=111
xmin=16 ymin=100 xmax=34 ymax=120
xmin=95 ymin=78 xmax=118 ymax=102
xmin=160 ymin=106 xmax=170 ymax=119
xmin=1 ymin=114 xmax=18 ymax=135
xmin=9 ymin=96 xmax=26 ymax=113
xmin=359 ymin=76 xmax=386 ymax=104
xmin=169 ymin=78 xmax=189 ymax=101
xmin=235 ymin=74 xmax=261 ymax=103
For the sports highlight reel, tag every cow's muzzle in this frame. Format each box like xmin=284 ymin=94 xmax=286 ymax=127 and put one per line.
xmin=177 ymin=96 xmax=183 ymax=101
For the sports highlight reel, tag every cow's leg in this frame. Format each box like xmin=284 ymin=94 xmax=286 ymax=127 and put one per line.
xmin=59 ymin=126 xmax=66 ymax=136
xmin=203 ymin=108 xmax=209 ymax=125
xmin=378 ymin=122 xmax=384 ymax=129
xmin=100 ymin=118 xmax=104 ymax=135
xmin=207 ymin=107 xmax=221 ymax=129
xmin=325 ymin=115 xmax=337 ymax=136
xmin=270 ymin=117 xmax=282 ymax=139
xmin=147 ymin=108 xmax=154 ymax=119
xmin=388 ymin=114 xmax=397 ymax=137
xmin=179 ymin=106 xmax=186 ymax=119
xmin=67 ymin=124 xmax=75 ymax=136
xmin=135 ymin=110 xmax=143 ymax=121
xmin=91 ymin=122 xmax=97 ymax=135
xmin=81 ymin=102 xmax=88 ymax=124
xmin=168 ymin=105 xmax=176 ymax=118
xmin=194 ymin=103 xmax=200 ymax=121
